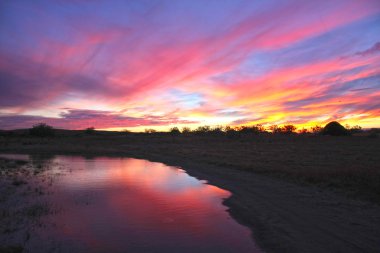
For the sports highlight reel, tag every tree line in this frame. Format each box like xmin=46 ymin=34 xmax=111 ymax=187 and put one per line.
xmin=161 ymin=121 xmax=364 ymax=136
xmin=2 ymin=121 xmax=376 ymax=138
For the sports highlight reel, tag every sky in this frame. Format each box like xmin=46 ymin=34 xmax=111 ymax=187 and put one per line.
xmin=0 ymin=0 xmax=380 ymax=131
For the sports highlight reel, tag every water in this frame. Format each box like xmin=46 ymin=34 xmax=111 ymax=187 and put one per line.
xmin=1 ymin=155 xmax=261 ymax=252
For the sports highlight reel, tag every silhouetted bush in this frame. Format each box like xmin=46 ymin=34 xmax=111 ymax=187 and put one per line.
xmin=311 ymin=125 xmax=322 ymax=134
xmin=144 ymin=128 xmax=156 ymax=133
xmin=224 ymin=126 xmax=237 ymax=137
xmin=85 ymin=127 xmax=95 ymax=134
xmin=347 ymin=125 xmax=363 ymax=134
xmin=281 ymin=125 xmax=297 ymax=134
xmin=194 ymin=126 xmax=211 ymax=134
xmin=182 ymin=127 xmax=191 ymax=134
xmin=29 ymin=123 xmax=55 ymax=137
xmin=269 ymin=125 xmax=282 ymax=134
xmin=224 ymin=126 xmax=235 ymax=132
xmin=322 ymin=121 xmax=349 ymax=136
xmin=209 ymin=126 xmax=224 ymax=135
xmin=236 ymin=125 xmax=265 ymax=134
xmin=169 ymin=127 xmax=180 ymax=135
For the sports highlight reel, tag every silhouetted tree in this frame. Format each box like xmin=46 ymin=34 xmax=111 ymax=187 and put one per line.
xmin=322 ymin=121 xmax=349 ymax=136
xmin=182 ymin=127 xmax=191 ymax=134
xmin=169 ymin=127 xmax=181 ymax=135
xmin=144 ymin=128 xmax=156 ymax=133
xmin=235 ymin=125 xmax=265 ymax=134
xmin=29 ymin=123 xmax=55 ymax=137
xmin=269 ymin=125 xmax=281 ymax=134
xmin=210 ymin=125 xmax=224 ymax=135
xmin=282 ymin=124 xmax=297 ymax=134
xmin=311 ymin=125 xmax=322 ymax=134
xmin=224 ymin=126 xmax=234 ymax=132
xmin=224 ymin=126 xmax=237 ymax=137
xmin=255 ymin=124 xmax=266 ymax=133
xmin=194 ymin=126 xmax=211 ymax=134
xmin=348 ymin=125 xmax=363 ymax=134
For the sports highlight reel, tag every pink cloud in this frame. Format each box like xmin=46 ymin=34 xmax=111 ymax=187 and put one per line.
xmin=0 ymin=109 xmax=197 ymax=130
xmin=1 ymin=0 xmax=379 ymax=129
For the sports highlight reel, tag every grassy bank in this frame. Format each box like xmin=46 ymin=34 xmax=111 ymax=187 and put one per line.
xmin=1 ymin=132 xmax=379 ymax=203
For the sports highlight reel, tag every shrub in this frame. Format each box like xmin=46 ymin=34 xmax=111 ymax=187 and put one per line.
xmin=29 ymin=123 xmax=55 ymax=137
xmin=194 ymin=126 xmax=211 ymax=134
xmin=85 ymin=127 xmax=95 ymax=134
xmin=281 ymin=124 xmax=297 ymax=134
xmin=182 ymin=127 xmax=191 ymax=134
xmin=169 ymin=127 xmax=181 ymax=135
xmin=224 ymin=126 xmax=235 ymax=132
xmin=236 ymin=124 xmax=266 ymax=134
xmin=322 ymin=121 xmax=349 ymax=136
xmin=224 ymin=126 xmax=237 ymax=137
xmin=311 ymin=125 xmax=322 ymax=134
xmin=144 ymin=128 xmax=156 ymax=133
xmin=255 ymin=124 xmax=266 ymax=133
xmin=210 ymin=126 xmax=224 ymax=134
xmin=348 ymin=125 xmax=363 ymax=134
xmin=269 ymin=125 xmax=282 ymax=134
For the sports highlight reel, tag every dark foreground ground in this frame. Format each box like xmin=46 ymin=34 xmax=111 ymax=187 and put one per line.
xmin=1 ymin=132 xmax=380 ymax=252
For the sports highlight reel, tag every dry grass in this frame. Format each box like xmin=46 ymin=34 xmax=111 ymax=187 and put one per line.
xmin=1 ymin=133 xmax=380 ymax=202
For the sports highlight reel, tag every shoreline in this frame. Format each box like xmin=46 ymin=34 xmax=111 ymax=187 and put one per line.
xmin=1 ymin=134 xmax=380 ymax=252
xmin=1 ymin=150 xmax=380 ymax=252
xmin=99 ymin=152 xmax=380 ymax=253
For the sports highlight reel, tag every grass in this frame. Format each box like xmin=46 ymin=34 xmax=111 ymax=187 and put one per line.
xmin=0 ymin=156 xmax=54 ymax=250
xmin=1 ymin=132 xmax=380 ymax=202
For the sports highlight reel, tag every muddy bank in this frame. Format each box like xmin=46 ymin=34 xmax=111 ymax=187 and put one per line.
xmin=0 ymin=157 xmax=63 ymax=253
xmin=123 ymin=153 xmax=380 ymax=253
xmin=1 ymin=152 xmax=379 ymax=252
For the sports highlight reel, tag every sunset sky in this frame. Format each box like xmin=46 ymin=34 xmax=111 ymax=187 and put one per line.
xmin=1 ymin=0 xmax=380 ymax=131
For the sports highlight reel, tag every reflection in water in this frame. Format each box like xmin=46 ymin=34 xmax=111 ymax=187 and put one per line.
xmin=27 ymin=156 xmax=261 ymax=252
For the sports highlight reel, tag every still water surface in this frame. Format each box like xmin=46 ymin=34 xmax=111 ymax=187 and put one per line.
xmin=5 ymin=155 xmax=262 ymax=252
